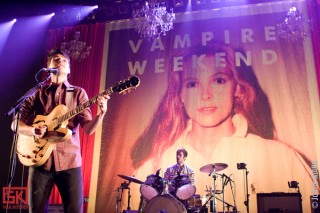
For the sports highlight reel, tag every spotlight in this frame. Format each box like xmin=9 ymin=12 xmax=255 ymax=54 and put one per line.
xmin=174 ymin=0 xmax=184 ymax=7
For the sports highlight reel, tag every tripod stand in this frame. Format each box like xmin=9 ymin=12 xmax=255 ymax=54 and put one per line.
xmin=237 ymin=163 xmax=249 ymax=213
xmin=204 ymin=173 xmax=237 ymax=213
xmin=115 ymin=181 xmax=131 ymax=213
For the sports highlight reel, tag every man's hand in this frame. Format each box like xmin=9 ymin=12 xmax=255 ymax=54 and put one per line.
xmin=97 ymin=95 xmax=110 ymax=114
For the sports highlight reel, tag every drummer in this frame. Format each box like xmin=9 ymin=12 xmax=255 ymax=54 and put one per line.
xmin=164 ymin=148 xmax=195 ymax=196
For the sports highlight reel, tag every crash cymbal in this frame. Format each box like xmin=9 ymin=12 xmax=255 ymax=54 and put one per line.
xmin=199 ymin=163 xmax=228 ymax=173
xmin=118 ymin=174 xmax=144 ymax=184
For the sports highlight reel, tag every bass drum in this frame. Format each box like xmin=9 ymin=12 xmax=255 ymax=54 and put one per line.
xmin=145 ymin=194 xmax=187 ymax=213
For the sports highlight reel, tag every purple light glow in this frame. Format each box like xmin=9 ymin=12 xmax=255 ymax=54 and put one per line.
xmin=0 ymin=20 xmax=16 ymax=55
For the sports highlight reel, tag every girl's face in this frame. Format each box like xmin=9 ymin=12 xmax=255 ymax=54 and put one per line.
xmin=180 ymin=54 xmax=236 ymax=127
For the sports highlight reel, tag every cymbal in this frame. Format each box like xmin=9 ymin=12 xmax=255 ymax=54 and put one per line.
xmin=118 ymin=174 xmax=144 ymax=184
xmin=199 ymin=163 xmax=228 ymax=173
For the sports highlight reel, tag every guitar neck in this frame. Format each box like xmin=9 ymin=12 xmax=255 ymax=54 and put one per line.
xmin=57 ymin=87 xmax=113 ymax=124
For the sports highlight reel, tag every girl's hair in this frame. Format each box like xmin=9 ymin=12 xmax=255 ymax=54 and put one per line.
xmin=131 ymin=42 xmax=274 ymax=169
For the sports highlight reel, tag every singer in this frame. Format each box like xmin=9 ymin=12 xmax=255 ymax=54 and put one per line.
xmin=14 ymin=48 xmax=110 ymax=213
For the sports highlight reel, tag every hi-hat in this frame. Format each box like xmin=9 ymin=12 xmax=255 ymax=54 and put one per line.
xmin=199 ymin=163 xmax=228 ymax=173
xmin=118 ymin=174 xmax=144 ymax=184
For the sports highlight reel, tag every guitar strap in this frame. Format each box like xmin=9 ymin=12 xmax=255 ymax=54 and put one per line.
xmin=66 ymin=86 xmax=75 ymax=109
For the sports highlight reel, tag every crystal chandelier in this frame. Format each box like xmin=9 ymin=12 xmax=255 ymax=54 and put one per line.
xmin=276 ymin=6 xmax=310 ymax=42
xmin=60 ymin=31 xmax=92 ymax=61
xmin=131 ymin=1 xmax=176 ymax=39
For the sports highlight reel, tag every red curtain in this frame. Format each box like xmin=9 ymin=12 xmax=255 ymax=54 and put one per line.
xmin=46 ymin=23 xmax=106 ymax=212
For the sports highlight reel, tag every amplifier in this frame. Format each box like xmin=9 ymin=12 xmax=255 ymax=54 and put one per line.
xmin=257 ymin=193 xmax=302 ymax=213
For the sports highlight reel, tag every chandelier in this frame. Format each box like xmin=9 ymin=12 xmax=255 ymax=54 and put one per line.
xmin=131 ymin=1 xmax=176 ymax=39
xmin=60 ymin=31 xmax=92 ymax=61
xmin=276 ymin=6 xmax=310 ymax=42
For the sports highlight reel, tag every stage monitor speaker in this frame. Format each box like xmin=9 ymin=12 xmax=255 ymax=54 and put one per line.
xmin=257 ymin=193 xmax=302 ymax=213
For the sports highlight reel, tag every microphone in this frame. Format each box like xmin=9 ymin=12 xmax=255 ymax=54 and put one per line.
xmin=42 ymin=68 xmax=59 ymax=74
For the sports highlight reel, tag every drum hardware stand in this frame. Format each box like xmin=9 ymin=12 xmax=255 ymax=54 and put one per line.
xmin=204 ymin=194 xmax=236 ymax=213
xmin=115 ymin=181 xmax=131 ymax=213
xmin=162 ymin=177 xmax=169 ymax=195
xmin=222 ymin=173 xmax=237 ymax=213
xmin=208 ymin=166 xmax=218 ymax=213
xmin=222 ymin=174 xmax=227 ymax=213
xmin=215 ymin=197 xmax=235 ymax=213
xmin=229 ymin=176 xmax=237 ymax=213
xmin=237 ymin=163 xmax=249 ymax=213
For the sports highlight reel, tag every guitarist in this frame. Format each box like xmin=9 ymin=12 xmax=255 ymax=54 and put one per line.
xmin=16 ymin=48 xmax=110 ymax=213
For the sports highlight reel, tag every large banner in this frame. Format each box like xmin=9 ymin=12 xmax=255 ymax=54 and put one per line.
xmin=94 ymin=1 xmax=319 ymax=212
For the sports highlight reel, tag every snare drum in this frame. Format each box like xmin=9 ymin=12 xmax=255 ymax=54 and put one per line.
xmin=172 ymin=175 xmax=196 ymax=200
xmin=180 ymin=194 xmax=206 ymax=213
xmin=145 ymin=194 xmax=187 ymax=213
xmin=186 ymin=194 xmax=202 ymax=208
xmin=140 ymin=174 xmax=164 ymax=200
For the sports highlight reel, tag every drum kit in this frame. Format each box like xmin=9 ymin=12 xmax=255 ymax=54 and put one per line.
xmin=116 ymin=163 xmax=236 ymax=213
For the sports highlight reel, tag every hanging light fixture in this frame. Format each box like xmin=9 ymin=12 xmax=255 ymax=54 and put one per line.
xmin=131 ymin=0 xmax=176 ymax=39
xmin=60 ymin=31 xmax=92 ymax=61
xmin=276 ymin=6 xmax=310 ymax=42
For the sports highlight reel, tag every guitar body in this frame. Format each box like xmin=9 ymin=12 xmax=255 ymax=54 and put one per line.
xmin=16 ymin=75 xmax=140 ymax=167
xmin=17 ymin=105 xmax=72 ymax=167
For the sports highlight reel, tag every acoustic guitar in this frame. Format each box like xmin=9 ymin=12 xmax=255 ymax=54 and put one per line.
xmin=16 ymin=75 xmax=140 ymax=166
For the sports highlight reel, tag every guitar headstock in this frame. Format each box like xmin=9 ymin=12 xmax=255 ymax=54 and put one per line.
xmin=112 ymin=75 xmax=140 ymax=94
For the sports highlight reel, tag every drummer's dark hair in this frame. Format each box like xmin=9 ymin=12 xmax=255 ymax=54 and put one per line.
xmin=177 ymin=148 xmax=188 ymax=157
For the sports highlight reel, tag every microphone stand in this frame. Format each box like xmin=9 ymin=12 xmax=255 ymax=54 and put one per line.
xmin=229 ymin=177 xmax=237 ymax=213
xmin=5 ymin=73 xmax=52 ymax=187
xmin=215 ymin=197 xmax=234 ymax=213
xmin=244 ymin=167 xmax=249 ymax=213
